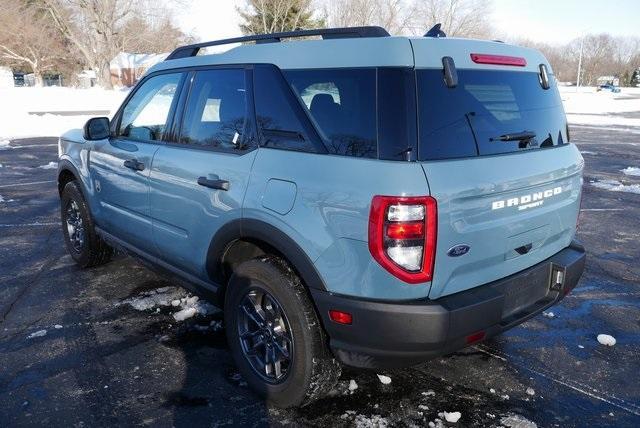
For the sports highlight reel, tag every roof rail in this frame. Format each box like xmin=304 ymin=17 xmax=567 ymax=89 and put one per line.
xmin=165 ymin=26 xmax=390 ymax=61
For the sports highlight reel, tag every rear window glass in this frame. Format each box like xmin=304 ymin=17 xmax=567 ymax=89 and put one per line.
xmin=285 ymin=69 xmax=377 ymax=158
xmin=417 ymin=70 xmax=567 ymax=160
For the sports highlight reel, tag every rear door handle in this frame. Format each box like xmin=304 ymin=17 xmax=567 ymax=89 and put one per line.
xmin=197 ymin=176 xmax=230 ymax=191
xmin=123 ymin=159 xmax=145 ymax=171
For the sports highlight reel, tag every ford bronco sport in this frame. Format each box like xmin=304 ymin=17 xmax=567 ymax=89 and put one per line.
xmin=57 ymin=26 xmax=585 ymax=407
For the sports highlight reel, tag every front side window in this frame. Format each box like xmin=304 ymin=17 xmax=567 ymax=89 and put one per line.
xmin=285 ymin=69 xmax=377 ymax=158
xmin=119 ymin=73 xmax=182 ymax=141
xmin=180 ymin=69 xmax=249 ymax=151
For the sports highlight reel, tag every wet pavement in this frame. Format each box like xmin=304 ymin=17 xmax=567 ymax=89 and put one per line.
xmin=0 ymin=126 xmax=639 ymax=427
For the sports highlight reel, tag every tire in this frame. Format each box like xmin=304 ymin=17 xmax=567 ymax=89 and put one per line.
xmin=225 ymin=256 xmax=341 ymax=408
xmin=60 ymin=181 xmax=112 ymax=268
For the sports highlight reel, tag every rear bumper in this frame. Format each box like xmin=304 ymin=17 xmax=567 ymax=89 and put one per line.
xmin=311 ymin=240 xmax=586 ymax=369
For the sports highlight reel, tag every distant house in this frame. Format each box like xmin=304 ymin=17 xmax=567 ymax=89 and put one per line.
xmin=77 ymin=69 xmax=97 ymax=88
xmin=110 ymin=52 xmax=167 ymax=87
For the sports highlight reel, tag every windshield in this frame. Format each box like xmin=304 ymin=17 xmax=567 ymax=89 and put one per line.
xmin=417 ymin=69 xmax=567 ymax=160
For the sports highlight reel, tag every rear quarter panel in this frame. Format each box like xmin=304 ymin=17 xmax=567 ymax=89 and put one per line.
xmin=244 ymin=148 xmax=432 ymax=300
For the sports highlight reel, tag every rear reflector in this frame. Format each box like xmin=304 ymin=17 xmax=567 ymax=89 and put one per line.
xmin=470 ymin=53 xmax=527 ymax=67
xmin=329 ymin=310 xmax=352 ymax=325
xmin=466 ymin=331 xmax=486 ymax=344
xmin=386 ymin=222 xmax=424 ymax=240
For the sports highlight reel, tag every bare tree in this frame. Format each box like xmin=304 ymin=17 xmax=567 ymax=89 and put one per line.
xmin=409 ymin=0 xmax=493 ymax=38
xmin=0 ymin=0 xmax=67 ymax=86
xmin=39 ymin=0 xmax=136 ymax=89
xmin=39 ymin=0 xmax=190 ymax=89
xmin=320 ymin=0 xmax=413 ymax=35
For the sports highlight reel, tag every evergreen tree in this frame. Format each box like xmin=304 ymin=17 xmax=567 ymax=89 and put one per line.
xmin=237 ymin=0 xmax=324 ymax=35
xmin=631 ymin=69 xmax=640 ymax=87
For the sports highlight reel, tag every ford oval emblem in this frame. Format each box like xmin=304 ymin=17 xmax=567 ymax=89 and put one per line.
xmin=447 ymin=244 xmax=470 ymax=257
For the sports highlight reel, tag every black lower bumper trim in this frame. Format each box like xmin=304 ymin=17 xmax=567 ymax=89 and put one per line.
xmin=311 ymin=241 xmax=586 ymax=369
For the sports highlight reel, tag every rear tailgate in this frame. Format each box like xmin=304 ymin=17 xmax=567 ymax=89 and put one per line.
xmin=410 ymin=38 xmax=584 ymax=299
xmin=422 ymin=147 xmax=582 ymax=299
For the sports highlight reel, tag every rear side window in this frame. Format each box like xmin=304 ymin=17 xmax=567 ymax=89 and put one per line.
xmin=180 ymin=69 xmax=249 ymax=151
xmin=285 ymin=69 xmax=377 ymax=158
xmin=253 ymin=65 xmax=322 ymax=153
xmin=417 ymin=69 xmax=567 ymax=160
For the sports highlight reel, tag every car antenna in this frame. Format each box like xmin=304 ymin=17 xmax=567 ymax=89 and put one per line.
xmin=424 ymin=23 xmax=446 ymax=38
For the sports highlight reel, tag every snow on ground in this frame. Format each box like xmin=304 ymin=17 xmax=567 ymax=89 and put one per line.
xmin=622 ymin=167 xmax=640 ymax=176
xmin=353 ymin=414 xmax=389 ymax=428
xmin=441 ymin=411 xmax=461 ymax=423
xmin=376 ymin=374 xmax=392 ymax=385
xmin=118 ymin=286 xmax=219 ymax=322
xmin=27 ymin=329 xmax=47 ymax=339
xmin=559 ymin=86 xmax=640 ymax=127
xmin=590 ymin=179 xmax=640 ymax=195
xmin=597 ymin=334 xmax=617 ymax=346
xmin=38 ymin=161 xmax=57 ymax=169
xmin=0 ymin=86 xmax=128 ymax=139
xmin=500 ymin=414 xmax=538 ymax=428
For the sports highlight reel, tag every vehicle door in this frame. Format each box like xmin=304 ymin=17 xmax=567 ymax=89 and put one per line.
xmin=149 ymin=67 xmax=257 ymax=279
xmin=90 ymin=72 xmax=184 ymax=253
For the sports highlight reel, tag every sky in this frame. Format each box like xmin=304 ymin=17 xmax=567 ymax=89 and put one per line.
xmin=172 ymin=0 xmax=640 ymax=46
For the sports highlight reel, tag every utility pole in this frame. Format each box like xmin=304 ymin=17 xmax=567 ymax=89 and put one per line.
xmin=576 ymin=34 xmax=584 ymax=92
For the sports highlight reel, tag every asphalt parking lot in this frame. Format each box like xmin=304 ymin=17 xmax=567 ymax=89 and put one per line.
xmin=1 ymin=125 xmax=639 ymax=427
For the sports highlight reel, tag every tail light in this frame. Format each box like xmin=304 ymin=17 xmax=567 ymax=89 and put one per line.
xmin=470 ymin=53 xmax=527 ymax=67
xmin=368 ymin=196 xmax=437 ymax=284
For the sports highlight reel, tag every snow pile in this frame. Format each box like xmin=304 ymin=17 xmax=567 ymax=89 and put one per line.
xmin=621 ymin=167 xmax=640 ymax=176
xmin=590 ymin=179 xmax=640 ymax=194
xmin=27 ymin=329 xmax=47 ymax=339
xmin=118 ymin=286 xmax=219 ymax=321
xmin=348 ymin=379 xmax=359 ymax=392
xmin=597 ymin=334 xmax=616 ymax=346
xmin=500 ymin=414 xmax=538 ymax=428
xmin=441 ymin=411 xmax=461 ymax=423
xmin=38 ymin=161 xmax=57 ymax=170
xmin=0 ymin=86 xmax=128 ymax=139
xmin=354 ymin=414 xmax=388 ymax=428
xmin=376 ymin=374 xmax=392 ymax=385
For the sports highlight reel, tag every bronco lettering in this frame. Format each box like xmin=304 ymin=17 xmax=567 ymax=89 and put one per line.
xmin=492 ymin=186 xmax=562 ymax=210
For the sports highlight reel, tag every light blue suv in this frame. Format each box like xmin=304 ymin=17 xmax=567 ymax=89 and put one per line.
xmin=57 ymin=26 xmax=586 ymax=407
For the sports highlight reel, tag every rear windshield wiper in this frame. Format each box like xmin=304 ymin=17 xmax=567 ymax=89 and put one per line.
xmin=490 ymin=131 xmax=536 ymax=142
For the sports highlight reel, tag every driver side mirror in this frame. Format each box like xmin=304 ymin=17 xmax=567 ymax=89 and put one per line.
xmin=84 ymin=117 xmax=110 ymax=140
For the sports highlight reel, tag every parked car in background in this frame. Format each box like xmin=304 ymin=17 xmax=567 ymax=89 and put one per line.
xmin=12 ymin=72 xmax=26 ymax=87
xmin=57 ymin=25 xmax=586 ymax=408
xmin=597 ymin=83 xmax=621 ymax=93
